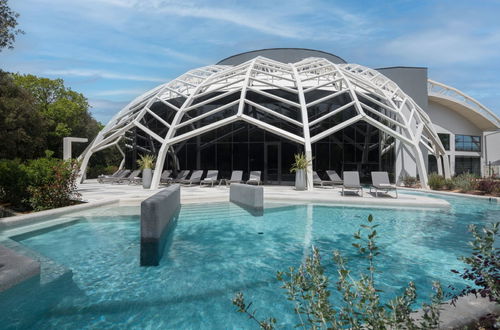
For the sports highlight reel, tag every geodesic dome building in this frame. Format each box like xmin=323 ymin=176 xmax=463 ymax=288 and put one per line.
xmin=79 ymin=48 xmax=500 ymax=189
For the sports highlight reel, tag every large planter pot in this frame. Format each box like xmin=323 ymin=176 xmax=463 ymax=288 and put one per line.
xmin=142 ymin=168 xmax=152 ymax=189
xmin=295 ymin=169 xmax=306 ymax=191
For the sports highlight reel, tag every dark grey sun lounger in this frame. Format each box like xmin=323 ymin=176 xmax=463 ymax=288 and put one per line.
xmin=159 ymin=170 xmax=173 ymax=185
xmin=341 ymin=171 xmax=363 ymax=196
xmin=173 ymin=170 xmax=189 ymax=183
xmin=246 ymin=171 xmax=262 ymax=185
xmin=180 ymin=170 xmax=203 ymax=186
xmin=115 ymin=169 xmax=142 ymax=184
xmin=201 ymin=170 xmax=218 ymax=187
xmin=98 ymin=169 xmax=124 ymax=183
xmin=313 ymin=171 xmax=336 ymax=187
xmin=99 ymin=169 xmax=130 ymax=183
xmin=370 ymin=171 xmax=398 ymax=198
xmin=326 ymin=170 xmax=344 ymax=185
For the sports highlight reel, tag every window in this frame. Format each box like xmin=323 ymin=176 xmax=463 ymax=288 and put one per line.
xmin=428 ymin=155 xmax=438 ymax=173
xmin=438 ymin=133 xmax=450 ymax=151
xmin=455 ymin=157 xmax=480 ymax=176
xmin=455 ymin=135 xmax=481 ymax=152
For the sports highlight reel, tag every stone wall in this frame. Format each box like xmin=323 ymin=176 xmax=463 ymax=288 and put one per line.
xmin=140 ymin=184 xmax=180 ymax=266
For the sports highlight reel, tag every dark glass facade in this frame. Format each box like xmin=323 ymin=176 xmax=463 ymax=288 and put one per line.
xmin=455 ymin=156 xmax=480 ymax=176
xmin=438 ymin=133 xmax=450 ymax=150
xmin=124 ymin=89 xmax=397 ymax=184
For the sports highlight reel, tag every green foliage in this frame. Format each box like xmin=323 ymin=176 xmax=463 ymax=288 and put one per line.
xmin=0 ymin=70 xmax=46 ymax=159
xmin=87 ymin=164 xmax=119 ymax=179
xmin=233 ymin=215 xmax=443 ymax=329
xmin=428 ymin=173 xmax=446 ymax=190
xmin=451 ymin=173 xmax=477 ymax=192
xmin=402 ymin=175 xmax=418 ymax=187
xmin=0 ymin=151 xmax=81 ymax=212
xmin=0 ymin=158 xmax=30 ymax=209
xmin=137 ymin=154 xmax=156 ymax=169
xmin=10 ymin=73 xmax=101 ymax=158
xmin=27 ymin=158 xmax=81 ymax=211
xmin=0 ymin=0 xmax=24 ymax=51
xmin=290 ymin=153 xmax=311 ymax=173
xmin=451 ymin=222 xmax=499 ymax=305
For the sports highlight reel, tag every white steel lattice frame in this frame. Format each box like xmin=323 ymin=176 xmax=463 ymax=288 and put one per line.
xmin=79 ymin=56 xmax=451 ymax=190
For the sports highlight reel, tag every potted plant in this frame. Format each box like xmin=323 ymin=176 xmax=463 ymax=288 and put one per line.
xmin=290 ymin=153 xmax=311 ymax=191
xmin=137 ymin=154 xmax=156 ymax=189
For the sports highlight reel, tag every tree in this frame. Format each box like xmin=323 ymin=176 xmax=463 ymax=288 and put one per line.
xmin=12 ymin=74 xmax=102 ymax=158
xmin=0 ymin=0 xmax=24 ymax=51
xmin=0 ymin=70 xmax=46 ymax=159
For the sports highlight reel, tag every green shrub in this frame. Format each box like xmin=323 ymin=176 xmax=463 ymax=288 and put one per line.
xmin=451 ymin=173 xmax=477 ymax=192
xmin=428 ymin=173 xmax=446 ymax=190
xmin=451 ymin=222 xmax=499 ymax=305
xmin=25 ymin=152 xmax=81 ymax=211
xmin=233 ymin=215 xmax=443 ymax=329
xmin=87 ymin=164 xmax=118 ymax=179
xmin=494 ymin=183 xmax=500 ymax=196
xmin=476 ymin=179 xmax=500 ymax=195
xmin=0 ymin=151 xmax=81 ymax=212
xmin=0 ymin=158 xmax=30 ymax=210
xmin=402 ymin=175 xmax=418 ymax=187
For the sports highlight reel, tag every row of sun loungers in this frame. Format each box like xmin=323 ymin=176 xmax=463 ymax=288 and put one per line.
xmin=99 ymin=169 xmax=263 ymax=186
xmin=98 ymin=169 xmax=143 ymax=185
xmin=97 ymin=169 xmax=397 ymax=197
xmin=314 ymin=170 xmax=397 ymax=197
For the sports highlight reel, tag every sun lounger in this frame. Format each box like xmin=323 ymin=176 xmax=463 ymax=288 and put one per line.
xmin=370 ymin=171 xmax=398 ymax=198
xmin=114 ymin=169 xmax=141 ymax=184
xmin=313 ymin=171 xmax=336 ymax=187
xmin=228 ymin=170 xmax=243 ymax=185
xmin=98 ymin=169 xmax=124 ymax=183
xmin=341 ymin=171 xmax=363 ymax=196
xmin=99 ymin=169 xmax=130 ymax=183
xmin=180 ymin=170 xmax=203 ymax=186
xmin=246 ymin=171 xmax=262 ymax=185
xmin=173 ymin=170 xmax=189 ymax=183
xmin=160 ymin=170 xmax=173 ymax=185
xmin=326 ymin=170 xmax=344 ymax=185
xmin=200 ymin=170 xmax=218 ymax=187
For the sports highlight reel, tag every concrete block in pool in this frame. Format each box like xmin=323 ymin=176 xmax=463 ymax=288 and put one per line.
xmin=140 ymin=184 xmax=180 ymax=266
xmin=230 ymin=183 xmax=264 ymax=215
xmin=0 ymin=245 xmax=40 ymax=292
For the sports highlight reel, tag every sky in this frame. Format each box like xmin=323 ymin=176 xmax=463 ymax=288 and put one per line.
xmin=2 ymin=0 xmax=500 ymax=123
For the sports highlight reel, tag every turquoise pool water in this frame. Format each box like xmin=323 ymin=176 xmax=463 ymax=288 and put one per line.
xmin=1 ymin=192 xmax=499 ymax=329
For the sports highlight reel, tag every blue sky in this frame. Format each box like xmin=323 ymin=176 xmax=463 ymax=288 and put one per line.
xmin=2 ymin=0 xmax=500 ymax=123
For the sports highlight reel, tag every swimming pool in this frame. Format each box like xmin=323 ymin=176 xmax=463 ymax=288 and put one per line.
xmin=1 ymin=192 xmax=499 ymax=329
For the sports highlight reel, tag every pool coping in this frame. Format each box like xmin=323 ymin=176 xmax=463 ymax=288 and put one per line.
xmin=400 ymin=186 xmax=500 ymax=203
xmin=0 ymin=199 xmax=119 ymax=230
xmin=0 ymin=188 xmax=452 ymax=231
xmin=414 ymin=294 xmax=500 ymax=329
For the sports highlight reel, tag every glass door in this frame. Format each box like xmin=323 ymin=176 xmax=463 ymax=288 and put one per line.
xmin=264 ymin=142 xmax=281 ymax=184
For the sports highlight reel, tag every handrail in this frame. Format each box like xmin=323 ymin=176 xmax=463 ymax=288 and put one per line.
xmin=428 ymin=79 xmax=500 ymax=128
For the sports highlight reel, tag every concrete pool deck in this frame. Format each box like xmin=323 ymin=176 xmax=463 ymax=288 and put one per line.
xmin=77 ymin=179 xmax=449 ymax=209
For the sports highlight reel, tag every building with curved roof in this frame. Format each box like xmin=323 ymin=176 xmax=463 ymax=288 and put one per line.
xmin=79 ymin=48 xmax=500 ymax=189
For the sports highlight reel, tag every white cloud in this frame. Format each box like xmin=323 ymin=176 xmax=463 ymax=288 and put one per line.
xmin=43 ymin=69 xmax=166 ymax=82
xmin=380 ymin=11 xmax=500 ymax=66
xmin=36 ymin=0 xmax=371 ymax=41
xmin=93 ymin=88 xmax=150 ymax=97
xmin=89 ymin=98 xmax=129 ymax=122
